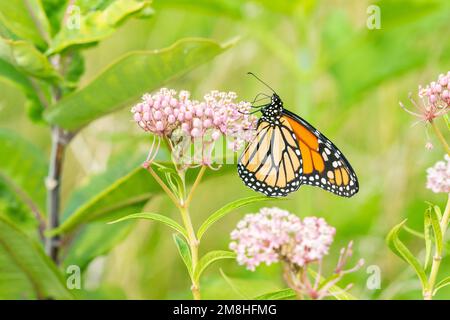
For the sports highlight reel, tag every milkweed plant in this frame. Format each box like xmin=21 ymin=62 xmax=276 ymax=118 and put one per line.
xmin=391 ymin=71 xmax=450 ymax=300
xmin=109 ymin=88 xmax=365 ymax=300
xmin=229 ymin=207 xmax=364 ymax=299
xmin=2 ymin=0 xmax=449 ymax=302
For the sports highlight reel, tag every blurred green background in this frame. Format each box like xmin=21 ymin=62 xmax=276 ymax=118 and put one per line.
xmin=1 ymin=0 xmax=450 ymax=299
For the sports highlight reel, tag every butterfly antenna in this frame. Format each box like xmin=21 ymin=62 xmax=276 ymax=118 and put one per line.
xmin=247 ymin=72 xmax=276 ymax=94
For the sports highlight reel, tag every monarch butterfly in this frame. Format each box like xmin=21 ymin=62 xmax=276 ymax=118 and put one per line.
xmin=238 ymin=73 xmax=359 ymax=198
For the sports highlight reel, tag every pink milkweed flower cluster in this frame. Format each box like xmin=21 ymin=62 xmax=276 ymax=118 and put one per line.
xmin=400 ymin=71 xmax=450 ymax=123
xmin=419 ymin=71 xmax=450 ymax=108
xmin=229 ymin=207 xmax=364 ymax=300
xmin=131 ymin=88 xmax=257 ymax=166
xmin=229 ymin=207 xmax=335 ymax=271
xmin=426 ymin=155 xmax=450 ymax=193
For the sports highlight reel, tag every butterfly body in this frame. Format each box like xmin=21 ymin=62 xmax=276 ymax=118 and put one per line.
xmin=238 ymin=92 xmax=359 ymax=198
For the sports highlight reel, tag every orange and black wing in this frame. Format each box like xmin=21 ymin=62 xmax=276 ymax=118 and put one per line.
xmin=237 ymin=118 xmax=302 ymax=196
xmin=282 ymin=109 xmax=359 ymax=197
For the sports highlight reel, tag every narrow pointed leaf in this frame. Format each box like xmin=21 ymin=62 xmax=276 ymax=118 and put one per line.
xmin=197 ymin=196 xmax=280 ymax=240
xmin=109 ymin=212 xmax=188 ymax=241
xmin=0 ymin=217 xmax=73 ymax=299
xmin=404 ymin=224 xmax=450 ymax=253
xmin=193 ymin=250 xmax=236 ymax=282
xmin=50 ymin=162 xmax=234 ymax=235
xmin=255 ymin=288 xmax=297 ymax=300
xmin=434 ymin=276 xmax=450 ymax=294
xmin=430 ymin=206 xmax=443 ymax=255
xmin=433 ymin=205 xmax=442 ymax=220
xmin=424 ymin=208 xmax=432 ymax=269
xmin=0 ymin=38 xmax=60 ymax=80
xmin=386 ymin=219 xmax=428 ymax=290
xmin=219 ymin=269 xmax=281 ymax=299
xmin=219 ymin=269 xmax=248 ymax=299
xmin=173 ymin=234 xmax=192 ymax=278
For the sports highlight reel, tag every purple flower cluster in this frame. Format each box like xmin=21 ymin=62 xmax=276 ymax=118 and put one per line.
xmin=419 ymin=71 xmax=450 ymax=108
xmin=229 ymin=207 xmax=335 ymax=271
xmin=426 ymin=155 xmax=450 ymax=193
xmin=131 ymin=88 xmax=257 ymax=151
xmin=400 ymin=71 xmax=450 ymax=123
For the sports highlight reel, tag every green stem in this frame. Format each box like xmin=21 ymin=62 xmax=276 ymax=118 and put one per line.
xmin=145 ymin=165 xmax=181 ymax=208
xmin=146 ymin=162 xmax=204 ymax=299
xmin=179 ymin=205 xmax=201 ymax=300
xmin=424 ymin=193 xmax=450 ymax=300
xmin=184 ymin=166 xmax=206 ymax=207
xmin=431 ymin=120 xmax=450 ymax=157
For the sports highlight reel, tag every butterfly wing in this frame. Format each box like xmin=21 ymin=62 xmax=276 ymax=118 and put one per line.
xmin=237 ymin=118 xmax=302 ymax=197
xmin=281 ymin=108 xmax=359 ymax=197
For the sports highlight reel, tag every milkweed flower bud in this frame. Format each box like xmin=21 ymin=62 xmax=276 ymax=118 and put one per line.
xmin=400 ymin=71 xmax=450 ymax=123
xmin=419 ymin=71 xmax=450 ymax=108
xmin=131 ymin=88 xmax=180 ymax=135
xmin=426 ymin=155 xmax=450 ymax=193
xmin=131 ymin=88 xmax=257 ymax=167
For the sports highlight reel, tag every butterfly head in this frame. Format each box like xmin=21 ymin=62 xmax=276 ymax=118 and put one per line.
xmin=271 ymin=93 xmax=283 ymax=106
xmin=260 ymin=93 xmax=284 ymax=120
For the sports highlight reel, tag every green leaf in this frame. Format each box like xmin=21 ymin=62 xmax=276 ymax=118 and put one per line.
xmin=173 ymin=233 xmax=192 ymax=278
xmin=51 ymin=160 xmax=235 ymax=235
xmin=424 ymin=208 xmax=432 ymax=269
xmin=47 ymin=0 xmax=153 ymax=54
xmin=429 ymin=206 xmax=443 ymax=257
xmin=109 ymin=212 xmax=188 ymax=241
xmin=308 ymin=269 xmax=357 ymax=300
xmin=0 ymin=0 xmax=51 ymax=48
xmin=404 ymin=224 xmax=450 ymax=255
xmin=255 ymin=288 xmax=297 ymax=300
xmin=41 ymin=0 xmax=67 ymax=37
xmin=0 ymin=38 xmax=60 ymax=81
xmin=219 ymin=269 xmax=280 ymax=299
xmin=197 ymin=195 xmax=280 ymax=240
xmin=219 ymin=269 xmax=248 ymax=299
xmin=403 ymin=225 xmax=425 ymax=239
xmin=0 ymin=217 xmax=73 ymax=299
xmin=434 ymin=276 xmax=450 ymax=294
xmin=0 ymin=58 xmax=36 ymax=94
xmin=386 ymin=219 xmax=429 ymax=291
xmin=433 ymin=205 xmax=443 ymax=220
xmin=63 ymin=209 xmax=138 ymax=271
xmin=62 ymin=50 xmax=85 ymax=91
xmin=0 ymin=59 xmax=45 ymax=121
xmin=0 ymin=129 xmax=47 ymax=216
xmin=44 ymin=37 xmax=237 ymax=130
xmin=0 ymin=179 xmax=40 ymax=238
xmin=193 ymin=250 xmax=236 ymax=282
xmin=155 ymin=163 xmax=185 ymax=199
xmin=50 ymin=157 xmax=155 ymax=236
